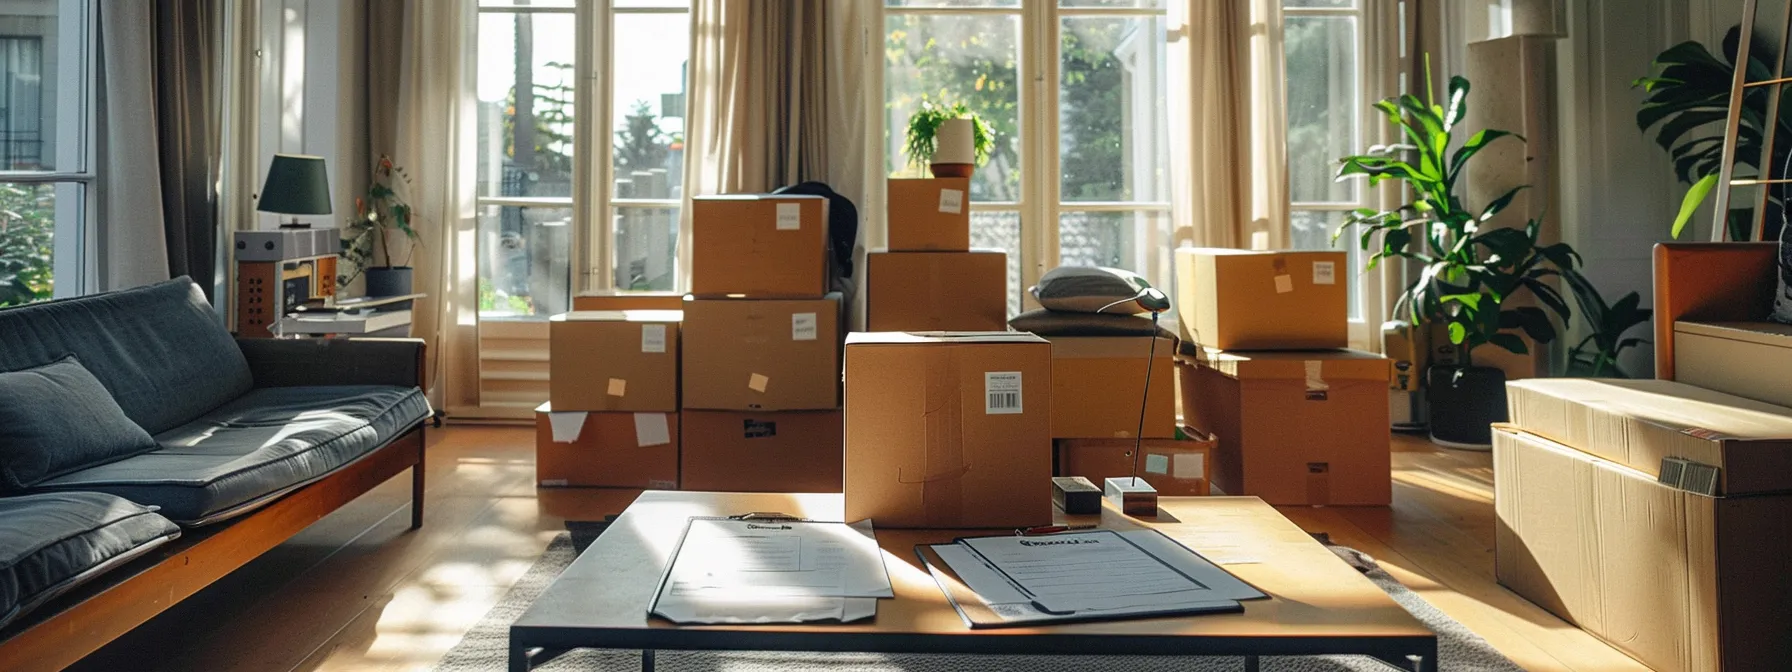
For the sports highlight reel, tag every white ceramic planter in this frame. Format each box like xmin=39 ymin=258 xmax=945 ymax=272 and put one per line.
xmin=931 ymin=118 xmax=976 ymax=165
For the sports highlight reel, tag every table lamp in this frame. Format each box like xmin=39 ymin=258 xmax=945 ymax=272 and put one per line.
xmin=258 ymin=154 xmax=332 ymax=229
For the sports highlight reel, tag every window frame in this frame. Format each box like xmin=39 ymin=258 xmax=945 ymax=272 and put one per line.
xmin=0 ymin=0 xmax=96 ymax=302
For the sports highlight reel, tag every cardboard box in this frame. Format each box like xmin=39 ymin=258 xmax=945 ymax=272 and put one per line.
xmin=549 ymin=310 xmax=681 ymax=412
xmin=572 ymin=290 xmax=685 ymax=311
xmin=1056 ymin=429 xmax=1214 ymax=496
xmin=1048 ymin=336 xmax=1176 ymax=439
xmin=1675 ymin=320 xmax=1792 ymax=409
xmin=1506 ymin=378 xmax=1792 ymax=495
xmin=1174 ymin=248 xmax=1348 ymax=350
xmin=843 ymin=332 xmax=1053 ymax=528
xmin=1180 ymin=349 xmax=1391 ymax=505
xmin=680 ymin=410 xmax=843 ymax=493
xmin=681 ymin=296 xmax=841 ymax=411
xmin=886 ymin=177 xmax=971 ymax=251
xmin=1493 ymin=427 xmax=1792 ymax=672
xmin=534 ymin=403 xmax=679 ymax=489
xmin=690 ymin=194 xmax=829 ymax=298
xmin=865 ymin=251 xmax=1007 ymax=332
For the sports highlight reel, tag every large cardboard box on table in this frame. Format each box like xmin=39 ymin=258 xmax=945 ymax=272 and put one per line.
xmin=1506 ymin=378 xmax=1792 ymax=494
xmin=1056 ymin=429 xmax=1215 ymax=496
xmin=843 ymin=332 xmax=1053 ymax=528
xmin=533 ymin=403 xmax=679 ymax=489
xmin=690 ymin=194 xmax=829 ymax=298
xmin=572 ymin=290 xmax=685 ymax=312
xmin=1493 ymin=427 xmax=1792 ymax=672
xmin=1047 ymin=335 xmax=1175 ymax=439
xmin=886 ymin=177 xmax=970 ymax=251
xmin=681 ymin=410 xmax=843 ymax=493
xmin=681 ymin=296 xmax=841 ymax=411
xmin=1180 ymin=349 xmax=1390 ymax=505
xmin=1175 ymin=248 xmax=1348 ymax=350
xmin=1674 ymin=320 xmax=1792 ymax=409
xmin=549 ymin=310 xmax=681 ymax=412
xmin=864 ymin=251 xmax=1007 ymax=332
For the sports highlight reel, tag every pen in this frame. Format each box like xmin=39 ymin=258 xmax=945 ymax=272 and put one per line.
xmin=1017 ymin=524 xmax=1098 ymax=536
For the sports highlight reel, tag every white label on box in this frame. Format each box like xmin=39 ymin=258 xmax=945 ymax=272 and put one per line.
xmin=634 ymin=412 xmax=672 ymax=447
xmin=1313 ymin=261 xmax=1336 ymax=285
xmin=1144 ymin=453 xmax=1170 ymax=475
xmin=647 ymin=479 xmax=678 ymax=490
xmin=984 ymin=372 xmax=1023 ymax=415
xmin=547 ymin=412 xmax=588 ymax=443
xmin=641 ymin=324 xmax=667 ymax=353
xmin=791 ymin=312 xmax=818 ymax=341
xmin=1174 ymin=453 xmax=1206 ymax=479
xmin=748 ymin=373 xmax=770 ymax=393
xmin=776 ymin=203 xmax=801 ymax=230
xmin=607 ymin=378 xmax=627 ymax=397
xmin=1274 ymin=274 xmax=1294 ymax=294
xmin=938 ymin=188 xmax=964 ymax=214
xmin=540 ymin=478 xmax=569 ymax=487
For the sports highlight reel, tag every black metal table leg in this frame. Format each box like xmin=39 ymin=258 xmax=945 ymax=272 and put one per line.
xmin=643 ymin=649 xmax=657 ymax=672
xmin=1244 ymin=654 xmax=1261 ymax=672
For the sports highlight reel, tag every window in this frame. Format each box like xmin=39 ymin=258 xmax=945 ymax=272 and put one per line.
xmin=473 ymin=0 xmax=689 ymax=319
xmin=1284 ymin=0 xmax=1368 ymax=321
xmin=883 ymin=0 xmax=1171 ymax=318
xmin=0 ymin=1 xmax=91 ymax=309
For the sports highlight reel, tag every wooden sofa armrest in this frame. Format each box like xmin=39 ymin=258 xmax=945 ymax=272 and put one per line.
xmin=235 ymin=337 xmax=427 ymax=390
xmin=1653 ymin=242 xmax=1778 ymax=380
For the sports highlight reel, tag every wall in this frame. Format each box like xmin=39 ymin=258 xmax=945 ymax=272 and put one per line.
xmin=253 ymin=0 xmax=365 ymax=233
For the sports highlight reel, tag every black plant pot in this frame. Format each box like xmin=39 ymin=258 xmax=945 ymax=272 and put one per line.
xmin=1426 ymin=365 xmax=1508 ymax=449
xmin=365 ymin=267 xmax=413 ymax=298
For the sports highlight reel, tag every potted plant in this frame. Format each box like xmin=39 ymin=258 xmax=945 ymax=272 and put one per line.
xmin=1336 ymin=73 xmax=1582 ymax=448
xmin=904 ymin=100 xmax=994 ymax=179
xmin=340 ymin=156 xmax=420 ymax=297
xmin=1562 ymin=274 xmax=1653 ymax=378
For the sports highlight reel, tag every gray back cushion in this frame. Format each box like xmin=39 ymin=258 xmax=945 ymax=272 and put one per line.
xmin=0 ymin=277 xmax=252 ymax=435
xmin=0 ymin=356 xmax=161 ymax=491
xmin=1029 ymin=266 xmax=1156 ymax=314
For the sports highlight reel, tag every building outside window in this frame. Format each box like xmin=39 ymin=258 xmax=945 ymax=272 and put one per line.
xmin=0 ymin=0 xmax=91 ymax=309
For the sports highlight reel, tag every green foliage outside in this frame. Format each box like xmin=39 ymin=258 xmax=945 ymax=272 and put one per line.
xmin=0 ymin=183 xmax=54 ymax=308
xmin=615 ymin=100 xmax=670 ymax=175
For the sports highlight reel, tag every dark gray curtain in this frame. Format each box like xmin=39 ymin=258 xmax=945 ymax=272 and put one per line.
xmin=153 ymin=0 xmax=218 ymax=298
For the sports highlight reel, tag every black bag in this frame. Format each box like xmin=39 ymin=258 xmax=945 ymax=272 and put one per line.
xmin=771 ymin=181 xmax=860 ymax=282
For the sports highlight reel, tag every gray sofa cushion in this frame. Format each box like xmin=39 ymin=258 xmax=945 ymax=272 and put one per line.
xmin=0 ymin=492 xmax=181 ymax=630
xmin=33 ymin=385 xmax=431 ymax=526
xmin=0 ymin=277 xmax=252 ymax=435
xmin=0 ymin=356 xmax=161 ymax=493
xmin=1029 ymin=266 xmax=1158 ymax=314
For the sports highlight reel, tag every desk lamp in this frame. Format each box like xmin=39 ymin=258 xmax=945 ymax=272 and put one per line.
xmin=258 ymin=154 xmax=332 ymax=229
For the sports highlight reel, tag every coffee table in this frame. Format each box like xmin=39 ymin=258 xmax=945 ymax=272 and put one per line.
xmin=509 ymin=492 xmax=1437 ymax=671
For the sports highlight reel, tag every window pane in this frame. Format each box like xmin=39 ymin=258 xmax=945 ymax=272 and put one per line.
xmin=480 ymin=1 xmax=575 ymax=7
xmin=475 ymin=12 xmax=578 ymax=200
xmin=615 ymin=0 xmax=690 ymax=7
xmin=970 ymin=210 xmax=1022 ymax=318
xmin=1285 ymin=15 xmax=1359 ymax=204
xmin=612 ymin=11 xmax=688 ymax=200
xmin=0 ymin=182 xmax=57 ymax=307
xmin=478 ymin=204 xmax=571 ymax=319
xmin=0 ymin=6 xmax=71 ymax=171
xmin=1059 ymin=17 xmax=1169 ymax=202
xmin=885 ymin=13 xmax=1022 ymax=202
xmin=885 ymin=1 xmax=1019 ymax=8
xmin=1290 ymin=209 xmax=1363 ymax=320
xmin=1059 ymin=0 xmax=1164 ymax=8
xmin=612 ymin=205 xmax=679 ymax=290
xmin=1285 ymin=0 xmax=1357 ymax=8
xmin=1057 ymin=210 xmax=1175 ymax=318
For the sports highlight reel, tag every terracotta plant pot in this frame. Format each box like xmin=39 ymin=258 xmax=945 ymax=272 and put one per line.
xmin=930 ymin=118 xmax=976 ymax=179
xmin=929 ymin=163 xmax=974 ymax=178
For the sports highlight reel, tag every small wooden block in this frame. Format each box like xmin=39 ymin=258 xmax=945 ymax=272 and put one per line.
xmin=1052 ymin=476 xmax=1103 ymax=515
xmin=1104 ymin=477 xmax=1158 ymax=516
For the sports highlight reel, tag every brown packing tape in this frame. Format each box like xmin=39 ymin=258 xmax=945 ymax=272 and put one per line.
xmin=912 ymin=346 xmax=966 ymax=526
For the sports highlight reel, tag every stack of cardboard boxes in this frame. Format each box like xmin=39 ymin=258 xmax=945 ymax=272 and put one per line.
xmin=1045 ymin=331 xmax=1215 ymax=497
xmin=865 ymin=178 xmax=1007 ymax=331
xmin=537 ymin=303 xmax=683 ymax=489
xmin=1174 ymin=248 xmax=1392 ymax=505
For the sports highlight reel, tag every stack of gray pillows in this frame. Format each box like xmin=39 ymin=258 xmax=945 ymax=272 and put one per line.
xmin=1011 ymin=266 xmax=1175 ymax=338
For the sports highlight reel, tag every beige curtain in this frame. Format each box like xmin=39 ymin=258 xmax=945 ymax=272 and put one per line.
xmin=1167 ymin=0 xmax=1288 ymax=251
xmin=395 ymin=0 xmax=479 ymax=411
xmin=97 ymin=0 xmax=172 ymax=291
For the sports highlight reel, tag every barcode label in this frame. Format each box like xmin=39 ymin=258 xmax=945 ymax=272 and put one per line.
xmin=984 ymin=371 xmax=1023 ymax=415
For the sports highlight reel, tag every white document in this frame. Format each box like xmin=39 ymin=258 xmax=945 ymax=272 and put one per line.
xmin=650 ymin=518 xmax=893 ymax=625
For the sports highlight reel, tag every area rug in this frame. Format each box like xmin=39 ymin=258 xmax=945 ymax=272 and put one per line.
xmin=435 ymin=530 xmax=1521 ymax=671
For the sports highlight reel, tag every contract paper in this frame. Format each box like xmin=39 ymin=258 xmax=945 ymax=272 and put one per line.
xmin=649 ymin=518 xmax=893 ymax=625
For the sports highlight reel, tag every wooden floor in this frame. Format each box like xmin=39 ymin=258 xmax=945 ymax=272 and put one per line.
xmin=67 ymin=426 xmax=1648 ymax=672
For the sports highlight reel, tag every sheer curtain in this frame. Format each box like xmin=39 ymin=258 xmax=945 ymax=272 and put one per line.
xmin=97 ymin=0 xmax=171 ymax=291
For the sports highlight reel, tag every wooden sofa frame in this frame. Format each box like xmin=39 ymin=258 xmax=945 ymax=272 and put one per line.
xmin=0 ymin=338 xmax=430 ymax=672
xmin=1652 ymin=242 xmax=1777 ymax=380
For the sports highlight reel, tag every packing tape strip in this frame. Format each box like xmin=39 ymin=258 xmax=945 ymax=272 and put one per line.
xmin=608 ymin=378 xmax=627 ymax=397
xmin=919 ymin=347 xmax=966 ymax=526
xmin=547 ymin=411 xmax=588 ymax=443
xmin=1303 ymin=361 xmax=1329 ymax=392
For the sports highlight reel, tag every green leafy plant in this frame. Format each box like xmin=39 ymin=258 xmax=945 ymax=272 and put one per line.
xmin=340 ymin=156 xmax=420 ymax=287
xmin=903 ymin=99 xmax=995 ymax=171
xmin=0 ymin=183 xmax=54 ymax=307
xmin=1562 ymin=274 xmax=1653 ymax=378
xmin=1335 ymin=71 xmax=1581 ymax=366
xmin=1634 ymin=26 xmax=1786 ymax=239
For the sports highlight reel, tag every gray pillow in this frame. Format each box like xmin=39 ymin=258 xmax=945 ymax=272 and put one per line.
xmin=0 ymin=356 xmax=160 ymax=492
xmin=1009 ymin=309 xmax=1176 ymax=338
xmin=1029 ymin=266 xmax=1158 ymax=314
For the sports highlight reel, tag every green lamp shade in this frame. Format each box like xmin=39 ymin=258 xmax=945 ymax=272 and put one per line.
xmin=257 ymin=154 xmax=333 ymax=215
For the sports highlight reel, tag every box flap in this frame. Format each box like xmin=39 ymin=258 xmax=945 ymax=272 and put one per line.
xmin=1676 ymin=320 xmax=1792 ymax=348
xmin=552 ymin=309 xmax=684 ymax=323
xmin=847 ymin=331 xmax=1048 ymax=346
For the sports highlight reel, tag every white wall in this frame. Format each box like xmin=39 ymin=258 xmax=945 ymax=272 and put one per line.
xmin=253 ymin=0 xmax=362 ymax=231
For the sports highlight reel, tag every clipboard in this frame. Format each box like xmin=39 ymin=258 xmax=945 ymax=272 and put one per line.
xmin=646 ymin=513 xmax=890 ymax=625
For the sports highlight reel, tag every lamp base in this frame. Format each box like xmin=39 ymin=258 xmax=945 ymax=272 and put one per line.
xmin=277 ymin=216 xmax=312 ymax=229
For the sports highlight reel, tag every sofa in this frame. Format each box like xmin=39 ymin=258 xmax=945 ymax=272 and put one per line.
xmin=0 ymin=278 xmax=431 ymax=670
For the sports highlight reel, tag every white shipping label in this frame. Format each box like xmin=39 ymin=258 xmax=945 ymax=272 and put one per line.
xmin=1144 ymin=453 xmax=1171 ymax=475
xmin=1174 ymin=453 xmax=1206 ymax=480
xmin=984 ymin=372 xmax=1024 ymax=415
xmin=634 ymin=413 xmax=672 ymax=447
xmin=607 ymin=378 xmax=627 ymax=397
xmin=547 ymin=412 xmax=588 ymax=443
xmin=1274 ymin=274 xmax=1294 ymax=294
xmin=938 ymin=188 xmax=965 ymax=214
xmin=1313 ymin=261 xmax=1337 ymax=285
xmin=748 ymin=373 xmax=770 ymax=393
xmin=641 ymin=324 xmax=667 ymax=353
xmin=776 ymin=203 xmax=802 ymax=230
xmin=791 ymin=312 xmax=818 ymax=341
